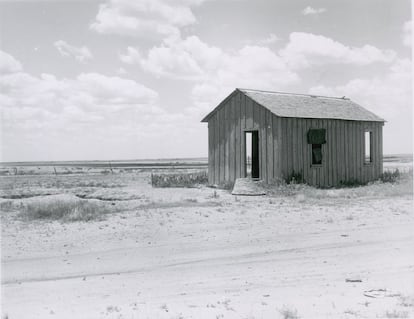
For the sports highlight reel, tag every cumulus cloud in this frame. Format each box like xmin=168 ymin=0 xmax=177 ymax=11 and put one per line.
xmin=0 ymin=50 xmax=207 ymax=160
xmin=309 ymin=58 xmax=412 ymax=153
xmin=258 ymin=33 xmax=280 ymax=45
xmin=302 ymin=6 xmax=326 ymax=16
xmin=54 ymin=40 xmax=93 ymax=63
xmin=0 ymin=50 xmax=23 ymax=74
xmin=90 ymin=0 xmax=205 ymax=40
xmin=280 ymin=32 xmax=396 ymax=69
xmin=402 ymin=20 xmax=411 ymax=47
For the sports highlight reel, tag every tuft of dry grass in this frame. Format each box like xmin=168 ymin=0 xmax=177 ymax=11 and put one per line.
xmin=151 ymin=171 xmax=208 ymax=188
xmin=384 ymin=310 xmax=409 ymax=318
xmin=19 ymin=195 xmax=109 ymax=222
xmin=279 ymin=305 xmax=300 ymax=319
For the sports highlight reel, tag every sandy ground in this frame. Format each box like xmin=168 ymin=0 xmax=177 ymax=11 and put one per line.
xmin=1 ymin=172 xmax=413 ymax=319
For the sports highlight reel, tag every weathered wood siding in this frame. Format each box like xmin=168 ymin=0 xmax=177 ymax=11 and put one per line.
xmin=207 ymin=91 xmax=282 ymax=185
xmin=207 ymin=93 xmax=383 ymax=187
xmin=279 ymin=118 xmax=383 ymax=187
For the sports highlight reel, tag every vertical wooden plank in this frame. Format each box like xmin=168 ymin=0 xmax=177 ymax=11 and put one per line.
xmin=267 ymin=110 xmax=273 ymax=183
xmin=331 ymin=120 xmax=338 ymax=186
xmin=224 ymin=103 xmax=230 ymax=181
xmin=303 ymin=119 xmax=310 ymax=184
xmin=349 ymin=120 xmax=354 ymax=181
xmin=246 ymin=97 xmax=253 ymax=129
xmin=356 ymin=122 xmax=362 ymax=183
xmin=219 ymin=108 xmax=225 ymax=183
xmin=273 ymin=116 xmax=280 ymax=180
xmin=286 ymin=118 xmax=293 ymax=178
xmin=260 ymin=106 xmax=266 ymax=181
xmin=281 ymin=118 xmax=287 ymax=180
xmin=343 ymin=121 xmax=348 ymax=183
xmin=214 ymin=113 xmax=220 ymax=184
xmin=379 ymin=124 xmax=384 ymax=175
xmin=338 ymin=120 xmax=344 ymax=184
xmin=326 ymin=120 xmax=332 ymax=187
xmin=208 ymin=119 xmax=213 ymax=184
xmin=297 ymin=118 xmax=304 ymax=181
xmin=229 ymin=99 xmax=235 ymax=182
xmin=235 ymin=95 xmax=241 ymax=179
xmin=291 ymin=118 xmax=298 ymax=176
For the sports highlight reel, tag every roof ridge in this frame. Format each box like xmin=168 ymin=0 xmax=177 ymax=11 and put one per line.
xmin=238 ymin=88 xmax=350 ymax=101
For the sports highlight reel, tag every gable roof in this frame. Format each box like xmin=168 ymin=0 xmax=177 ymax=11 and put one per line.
xmin=201 ymin=88 xmax=385 ymax=122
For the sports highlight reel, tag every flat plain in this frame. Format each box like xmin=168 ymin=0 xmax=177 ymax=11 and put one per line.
xmin=1 ymin=155 xmax=413 ymax=319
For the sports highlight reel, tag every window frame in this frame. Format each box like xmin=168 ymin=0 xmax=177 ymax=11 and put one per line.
xmin=364 ymin=130 xmax=373 ymax=165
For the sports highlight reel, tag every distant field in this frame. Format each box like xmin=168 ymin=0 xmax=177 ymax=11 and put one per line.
xmin=0 ymin=158 xmax=208 ymax=176
xmin=0 ymin=154 xmax=411 ymax=176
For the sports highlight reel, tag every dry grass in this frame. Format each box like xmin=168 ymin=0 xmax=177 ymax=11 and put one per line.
xmin=151 ymin=171 xmax=208 ymax=188
xmin=19 ymin=195 xmax=109 ymax=222
xmin=279 ymin=305 xmax=300 ymax=319
xmin=384 ymin=309 xmax=409 ymax=318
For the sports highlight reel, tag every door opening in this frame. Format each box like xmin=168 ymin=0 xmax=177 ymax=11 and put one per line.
xmin=245 ymin=131 xmax=259 ymax=178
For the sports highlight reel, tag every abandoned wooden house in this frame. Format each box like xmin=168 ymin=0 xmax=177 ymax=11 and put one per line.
xmin=201 ymin=88 xmax=385 ymax=187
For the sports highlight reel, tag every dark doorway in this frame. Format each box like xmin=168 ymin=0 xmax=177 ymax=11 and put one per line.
xmin=245 ymin=131 xmax=259 ymax=178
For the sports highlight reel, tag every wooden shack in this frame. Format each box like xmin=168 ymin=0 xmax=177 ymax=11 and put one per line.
xmin=201 ymin=88 xmax=385 ymax=187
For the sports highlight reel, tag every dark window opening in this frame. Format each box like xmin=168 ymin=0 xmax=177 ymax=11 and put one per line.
xmin=364 ymin=131 xmax=372 ymax=163
xmin=312 ymin=144 xmax=322 ymax=165
xmin=245 ymin=131 xmax=259 ymax=178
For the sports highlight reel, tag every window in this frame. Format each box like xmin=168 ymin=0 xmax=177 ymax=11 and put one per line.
xmin=364 ymin=131 xmax=372 ymax=163
xmin=312 ymin=144 xmax=322 ymax=165
xmin=307 ymin=128 xmax=326 ymax=166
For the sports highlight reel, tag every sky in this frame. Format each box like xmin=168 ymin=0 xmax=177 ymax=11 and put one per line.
xmin=0 ymin=0 xmax=412 ymax=162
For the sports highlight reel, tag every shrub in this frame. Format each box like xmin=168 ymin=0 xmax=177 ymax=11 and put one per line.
xmin=285 ymin=170 xmax=304 ymax=184
xmin=381 ymin=169 xmax=400 ymax=183
xmin=338 ymin=178 xmax=366 ymax=188
xmin=151 ymin=171 xmax=208 ymax=188
xmin=20 ymin=196 xmax=108 ymax=222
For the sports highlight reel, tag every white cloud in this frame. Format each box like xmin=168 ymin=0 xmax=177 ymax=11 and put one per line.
xmin=258 ymin=33 xmax=280 ymax=45
xmin=402 ymin=20 xmax=412 ymax=47
xmin=0 ymin=50 xmax=208 ymax=160
xmin=0 ymin=50 xmax=23 ymax=74
xmin=309 ymin=58 xmax=412 ymax=153
xmin=90 ymin=0 xmax=205 ymax=40
xmin=280 ymin=32 xmax=396 ymax=69
xmin=54 ymin=40 xmax=93 ymax=63
xmin=302 ymin=6 xmax=326 ymax=16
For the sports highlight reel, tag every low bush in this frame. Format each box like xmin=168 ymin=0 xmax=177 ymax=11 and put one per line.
xmin=151 ymin=171 xmax=208 ymax=188
xmin=380 ymin=169 xmax=401 ymax=183
xmin=338 ymin=178 xmax=367 ymax=188
xmin=20 ymin=196 xmax=108 ymax=222
xmin=285 ymin=170 xmax=304 ymax=184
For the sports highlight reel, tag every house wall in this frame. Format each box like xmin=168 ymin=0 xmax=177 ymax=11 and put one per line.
xmin=207 ymin=92 xmax=384 ymax=187
xmin=207 ymin=90 xmax=282 ymax=185
xmin=279 ymin=118 xmax=383 ymax=187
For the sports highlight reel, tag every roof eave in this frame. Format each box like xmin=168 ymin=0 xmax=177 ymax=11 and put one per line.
xmin=200 ymin=88 xmax=240 ymax=122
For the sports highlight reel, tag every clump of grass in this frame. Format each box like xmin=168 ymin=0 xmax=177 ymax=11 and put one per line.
xmin=380 ymin=169 xmax=401 ymax=183
xmin=151 ymin=171 xmax=208 ymax=188
xmin=338 ymin=178 xmax=366 ymax=188
xmin=384 ymin=309 xmax=409 ymax=318
xmin=279 ymin=305 xmax=300 ymax=319
xmin=20 ymin=196 xmax=109 ymax=222
xmin=285 ymin=170 xmax=304 ymax=184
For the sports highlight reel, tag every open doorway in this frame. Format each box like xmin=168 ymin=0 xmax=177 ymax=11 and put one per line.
xmin=245 ymin=131 xmax=259 ymax=178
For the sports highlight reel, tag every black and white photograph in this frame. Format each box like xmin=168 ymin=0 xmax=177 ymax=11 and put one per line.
xmin=0 ymin=0 xmax=413 ymax=318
